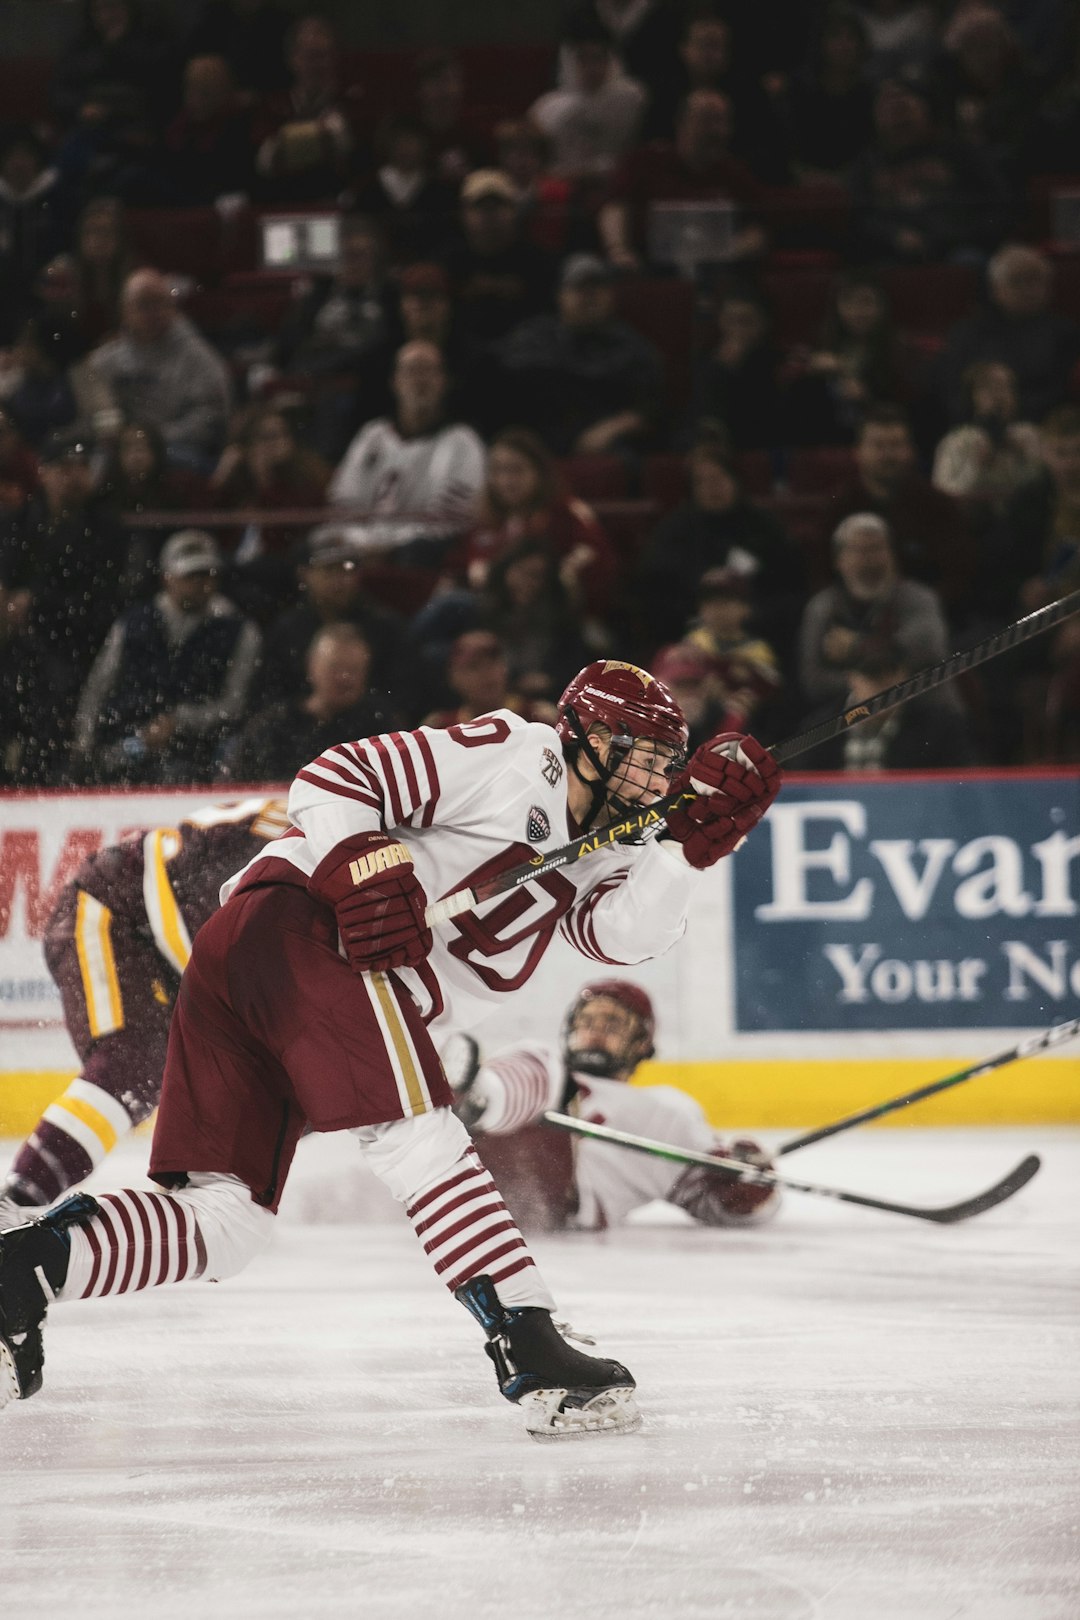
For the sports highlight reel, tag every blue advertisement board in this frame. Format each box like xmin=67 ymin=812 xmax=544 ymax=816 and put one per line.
xmin=733 ymin=773 xmax=1080 ymax=1031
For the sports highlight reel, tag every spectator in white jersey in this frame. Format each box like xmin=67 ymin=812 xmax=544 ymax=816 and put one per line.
xmin=328 ymin=339 xmax=486 ymax=566
xmin=446 ymin=979 xmax=779 ymax=1234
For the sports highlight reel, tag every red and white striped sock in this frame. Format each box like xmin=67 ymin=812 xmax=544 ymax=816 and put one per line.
xmin=405 ymin=1146 xmax=554 ymax=1311
xmin=59 ymin=1190 xmax=208 ymax=1300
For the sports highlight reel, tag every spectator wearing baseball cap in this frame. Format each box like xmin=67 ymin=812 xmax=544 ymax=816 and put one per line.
xmin=258 ymin=524 xmax=405 ymax=706
xmin=496 ymin=252 xmax=664 ymax=455
xmin=443 ymin=168 xmax=556 ymax=346
xmin=70 ymin=527 xmax=261 ymax=786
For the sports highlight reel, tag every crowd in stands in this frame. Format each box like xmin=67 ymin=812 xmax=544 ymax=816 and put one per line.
xmin=3 ymin=0 xmax=1080 ymax=787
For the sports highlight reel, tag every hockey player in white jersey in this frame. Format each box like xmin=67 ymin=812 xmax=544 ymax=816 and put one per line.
xmin=447 ymin=980 xmax=780 ymax=1233
xmin=0 ymin=660 xmax=780 ymax=1440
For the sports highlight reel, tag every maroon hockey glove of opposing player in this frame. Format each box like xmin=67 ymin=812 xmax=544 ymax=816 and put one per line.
xmin=668 ymin=1138 xmax=781 ymax=1224
xmin=663 ymin=733 xmax=781 ymax=870
xmin=308 ymin=832 xmax=433 ymax=975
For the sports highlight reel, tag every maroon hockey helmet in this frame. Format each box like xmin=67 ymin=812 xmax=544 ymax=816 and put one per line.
xmin=562 ymin=978 xmax=657 ymax=1080
xmin=556 ymin=660 xmax=689 ymax=760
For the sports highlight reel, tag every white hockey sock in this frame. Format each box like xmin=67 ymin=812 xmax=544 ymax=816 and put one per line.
xmin=354 ymin=1109 xmax=555 ymax=1312
xmin=59 ymin=1174 xmax=274 ymax=1301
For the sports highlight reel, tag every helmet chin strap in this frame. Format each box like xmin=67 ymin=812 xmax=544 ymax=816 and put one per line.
xmin=563 ymin=712 xmax=637 ymax=835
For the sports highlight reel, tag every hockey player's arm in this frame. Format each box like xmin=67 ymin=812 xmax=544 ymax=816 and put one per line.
xmin=560 ymin=839 xmax=696 ymax=965
xmin=450 ymin=1044 xmax=563 ymax=1136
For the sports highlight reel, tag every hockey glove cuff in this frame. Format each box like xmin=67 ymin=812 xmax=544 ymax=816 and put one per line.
xmin=308 ymin=831 xmax=433 ymax=975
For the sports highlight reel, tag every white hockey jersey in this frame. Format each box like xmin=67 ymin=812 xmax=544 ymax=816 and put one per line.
xmin=222 ymin=710 xmax=697 ymax=1041
xmin=469 ymin=1040 xmax=721 ymax=1229
xmin=328 ymin=416 xmax=486 ymax=550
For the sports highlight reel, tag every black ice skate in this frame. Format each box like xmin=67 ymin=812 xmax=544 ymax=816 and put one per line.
xmin=0 ymin=1194 xmax=95 ymax=1408
xmin=456 ymin=1274 xmax=641 ymax=1440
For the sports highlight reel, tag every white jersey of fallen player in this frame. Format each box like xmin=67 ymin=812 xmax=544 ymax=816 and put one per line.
xmin=471 ymin=1039 xmax=726 ymax=1229
xmin=221 ymin=710 xmax=696 ymax=1042
xmin=328 ymin=416 xmax=486 ymax=552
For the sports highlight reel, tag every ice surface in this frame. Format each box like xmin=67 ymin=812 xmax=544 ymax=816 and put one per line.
xmin=1 ymin=1127 xmax=1078 ymax=1620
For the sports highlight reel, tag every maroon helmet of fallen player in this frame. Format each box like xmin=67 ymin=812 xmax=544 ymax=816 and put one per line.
xmin=556 ymin=660 xmax=689 ymax=827
xmin=562 ymin=979 xmax=657 ymax=1082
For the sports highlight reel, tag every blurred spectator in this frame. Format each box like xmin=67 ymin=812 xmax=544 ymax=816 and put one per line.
xmin=254 ymin=14 xmax=358 ymax=202
xmin=577 ymin=0 xmax=684 ymax=126
xmin=211 ymin=404 xmax=330 ymax=543
xmin=0 ymin=131 xmax=66 ymax=324
xmin=689 ymin=289 xmax=782 ymax=451
xmin=84 ymin=268 xmax=232 ymax=469
xmin=70 ymin=197 xmax=133 ymax=345
xmin=853 ymin=2 xmax=939 ymax=82
xmin=444 ymin=170 xmax=556 ymax=347
xmin=422 ymin=629 xmax=557 ymax=728
xmin=185 ymin=0 xmax=291 ymax=99
xmin=274 ymin=215 xmax=391 ymax=380
xmin=936 ymin=245 xmax=1080 ymax=428
xmin=996 ymin=405 xmax=1080 ymax=616
xmin=826 ymin=405 xmax=976 ymax=621
xmin=494 ymin=120 xmax=573 ymax=255
xmin=931 ymin=361 xmax=1041 ymax=508
xmin=210 ymin=403 xmax=329 ymax=618
xmin=941 ymin=5 xmax=1031 ymax=163
xmin=481 ymin=540 xmax=597 ymax=700
xmin=641 ymin=11 xmax=790 ymax=181
xmin=390 ymin=260 xmax=494 ymax=430
xmin=0 ymin=429 xmax=131 ymax=779
xmin=52 ymin=0 xmax=175 ymax=131
xmin=258 ymin=525 xmax=403 ymax=705
xmin=70 ymin=528 xmax=260 ymax=785
xmin=848 ymin=74 xmax=1012 ymax=264
xmin=53 ymin=79 xmax=162 ymax=208
xmin=797 ymin=510 xmax=950 ymax=709
xmin=783 ymin=5 xmax=876 ymax=179
xmin=163 ymin=54 xmax=256 ymax=204
xmin=351 ymin=115 xmax=454 ymax=262
xmin=97 ymin=419 xmax=202 ymax=592
xmin=0 ymin=411 xmax=39 ymax=512
xmin=599 ymin=90 xmax=767 ymax=269
xmin=412 ymin=49 xmax=489 ymax=187
xmin=682 ymin=567 xmax=782 ymax=732
xmin=497 ymin=253 xmax=664 ymax=455
xmin=649 ymin=641 xmax=728 ymax=749
xmin=529 ymin=10 xmax=647 ymax=181
xmin=637 ymin=434 xmax=806 ymax=651
xmin=220 ymin=622 xmax=393 ymax=783
xmin=329 ymin=340 xmax=486 ymax=562
xmin=0 ymin=316 xmax=79 ymax=448
xmin=786 ymin=271 xmax=910 ymax=446
xmin=797 ymin=638 xmax=979 ymax=770
xmin=460 ymin=427 xmax=616 ymax=616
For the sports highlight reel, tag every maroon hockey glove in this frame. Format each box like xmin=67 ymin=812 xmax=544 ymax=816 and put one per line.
xmin=664 ymin=733 xmax=781 ymax=870
xmin=308 ymin=832 xmax=433 ymax=975
xmin=668 ymin=1138 xmax=780 ymax=1224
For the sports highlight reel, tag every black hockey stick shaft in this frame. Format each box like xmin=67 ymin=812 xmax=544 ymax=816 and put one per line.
xmin=544 ymin=1111 xmax=1041 ymax=1224
xmin=425 ymin=588 xmax=1080 ymax=927
xmin=777 ymin=1016 xmax=1080 ymax=1156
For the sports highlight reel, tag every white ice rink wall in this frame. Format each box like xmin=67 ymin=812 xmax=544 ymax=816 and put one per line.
xmin=1 ymin=772 xmax=1077 ymax=1132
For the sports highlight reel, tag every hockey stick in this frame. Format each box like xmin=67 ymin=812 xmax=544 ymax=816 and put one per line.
xmin=425 ymin=588 xmax=1080 ymax=928
xmin=777 ymin=1017 xmax=1080 ymax=1156
xmin=543 ymin=1112 xmax=1041 ymax=1225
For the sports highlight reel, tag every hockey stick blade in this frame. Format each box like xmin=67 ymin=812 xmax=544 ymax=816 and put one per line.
xmin=425 ymin=590 xmax=1080 ymax=929
xmin=543 ymin=1112 xmax=1042 ymax=1224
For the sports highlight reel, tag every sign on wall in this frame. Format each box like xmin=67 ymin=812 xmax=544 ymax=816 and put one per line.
xmin=733 ymin=776 xmax=1080 ymax=1031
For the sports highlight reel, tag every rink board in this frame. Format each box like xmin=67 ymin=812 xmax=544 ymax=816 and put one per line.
xmin=1 ymin=776 xmax=1078 ymax=1133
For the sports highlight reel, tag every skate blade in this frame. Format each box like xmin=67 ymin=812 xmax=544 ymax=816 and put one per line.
xmin=0 ymin=1339 xmax=23 ymax=1410
xmin=522 ymin=1386 xmax=641 ymax=1441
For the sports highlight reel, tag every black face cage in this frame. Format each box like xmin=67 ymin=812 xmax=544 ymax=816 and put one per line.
xmin=563 ymin=704 xmax=685 ymax=834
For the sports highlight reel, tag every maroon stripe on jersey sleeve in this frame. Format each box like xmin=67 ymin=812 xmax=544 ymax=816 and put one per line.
xmin=341 ymin=743 xmax=385 ymax=799
xmin=294 ymin=768 xmax=383 ymax=811
xmin=391 ymin=732 xmax=421 ymax=807
xmin=369 ymin=734 xmax=405 ymax=824
xmin=413 ymin=730 xmax=440 ymax=825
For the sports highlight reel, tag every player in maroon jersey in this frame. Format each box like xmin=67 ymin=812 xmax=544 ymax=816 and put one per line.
xmin=0 ymin=798 xmax=289 ymax=1227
